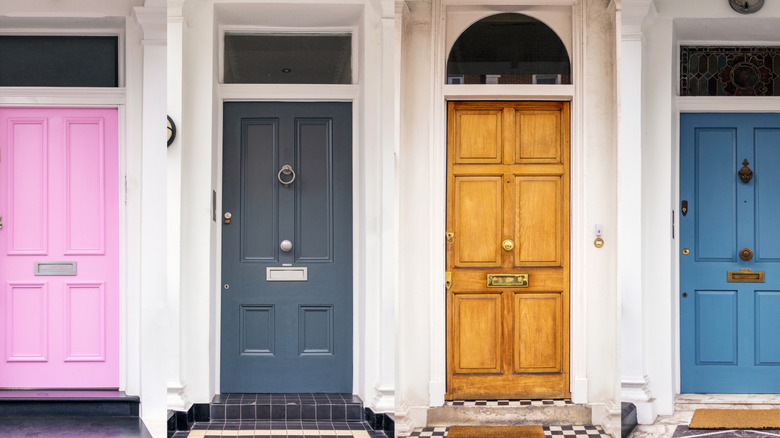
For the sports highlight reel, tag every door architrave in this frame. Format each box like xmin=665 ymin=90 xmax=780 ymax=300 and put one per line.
xmin=215 ymin=85 xmax=360 ymax=393
xmin=429 ymin=0 xmax=586 ymax=405
xmin=0 ymin=90 xmax=129 ymax=392
xmin=673 ymin=96 xmax=780 ymax=394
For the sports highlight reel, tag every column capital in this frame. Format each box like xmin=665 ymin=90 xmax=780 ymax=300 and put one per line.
xmin=132 ymin=6 xmax=166 ymax=43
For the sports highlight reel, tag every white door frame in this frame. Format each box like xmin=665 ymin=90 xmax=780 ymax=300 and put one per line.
xmin=427 ymin=0 xmax=588 ymax=405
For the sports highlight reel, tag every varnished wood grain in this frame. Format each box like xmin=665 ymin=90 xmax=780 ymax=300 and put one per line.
xmin=446 ymin=101 xmax=570 ymax=400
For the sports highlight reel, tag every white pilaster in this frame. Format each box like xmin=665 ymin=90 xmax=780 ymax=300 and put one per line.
xmin=133 ymin=3 xmax=167 ymax=436
xmin=166 ymin=0 xmax=188 ymax=412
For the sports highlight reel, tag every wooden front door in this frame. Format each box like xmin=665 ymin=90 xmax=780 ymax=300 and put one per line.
xmin=446 ymin=101 xmax=570 ymax=400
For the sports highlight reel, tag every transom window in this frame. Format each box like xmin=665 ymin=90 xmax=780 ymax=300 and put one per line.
xmin=224 ymin=33 xmax=352 ymax=84
xmin=446 ymin=13 xmax=570 ymax=85
xmin=0 ymin=35 xmax=119 ymax=87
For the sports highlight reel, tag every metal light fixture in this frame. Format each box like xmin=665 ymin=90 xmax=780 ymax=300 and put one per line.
xmin=729 ymin=0 xmax=764 ymax=14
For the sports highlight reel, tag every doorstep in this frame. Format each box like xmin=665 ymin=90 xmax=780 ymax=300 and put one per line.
xmin=426 ymin=399 xmax=591 ymax=427
xmin=0 ymin=389 xmax=140 ymax=417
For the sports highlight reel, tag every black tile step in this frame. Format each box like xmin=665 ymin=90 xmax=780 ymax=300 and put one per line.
xmin=211 ymin=393 xmax=364 ymax=422
xmin=0 ymin=390 xmax=140 ymax=417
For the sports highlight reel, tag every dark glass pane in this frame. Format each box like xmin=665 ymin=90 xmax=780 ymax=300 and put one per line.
xmin=446 ymin=13 xmax=570 ymax=85
xmin=0 ymin=36 xmax=118 ymax=87
xmin=225 ymin=34 xmax=352 ymax=84
xmin=680 ymin=46 xmax=780 ymax=97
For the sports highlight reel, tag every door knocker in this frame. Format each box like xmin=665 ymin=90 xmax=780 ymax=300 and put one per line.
xmin=738 ymin=159 xmax=753 ymax=183
xmin=278 ymin=164 xmax=296 ymax=187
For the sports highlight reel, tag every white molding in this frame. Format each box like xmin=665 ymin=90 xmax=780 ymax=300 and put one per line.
xmin=443 ymin=84 xmax=574 ymax=100
xmin=676 ymin=96 xmax=780 ymax=112
xmin=428 ymin=0 xmax=584 ymax=408
xmin=132 ymin=6 xmax=167 ymax=42
xmin=218 ymin=84 xmax=359 ymax=102
xmin=0 ymin=88 xmax=126 ymax=106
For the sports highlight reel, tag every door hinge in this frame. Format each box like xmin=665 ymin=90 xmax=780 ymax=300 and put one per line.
xmin=446 ymin=232 xmax=454 ymax=243
xmin=445 ymin=271 xmax=452 ymax=290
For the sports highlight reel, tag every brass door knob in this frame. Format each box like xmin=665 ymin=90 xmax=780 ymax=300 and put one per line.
xmin=502 ymin=239 xmax=514 ymax=251
xmin=740 ymin=248 xmax=753 ymax=261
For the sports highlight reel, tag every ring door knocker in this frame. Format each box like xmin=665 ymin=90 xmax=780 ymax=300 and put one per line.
xmin=278 ymin=164 xmax=296 ymax=187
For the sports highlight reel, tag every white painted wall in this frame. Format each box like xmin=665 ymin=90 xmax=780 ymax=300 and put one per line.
xmin=620 ymin=0 xmax=780 ymax=421
xmin=0 ymin=1 xmax=167 ymax=436
xmin=395 ymin=0 xmax=620 ymax=435
xmin=173 ymin=0 xmax=397 ymax=416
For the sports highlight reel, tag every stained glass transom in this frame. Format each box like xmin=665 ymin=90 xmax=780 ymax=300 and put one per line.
xmin=680 ymin=46 xmax=780 ymax=96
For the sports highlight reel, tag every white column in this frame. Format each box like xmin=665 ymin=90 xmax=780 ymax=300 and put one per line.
xmin=166 ymin=0 xmax=187 ymax=412
xmin=133 ymin=3 xmax=167 ymax=437
xmin=619 ymin=5 xmax=657 ymax=425
xmin=371 ymin=0 xmax=399 ymax=414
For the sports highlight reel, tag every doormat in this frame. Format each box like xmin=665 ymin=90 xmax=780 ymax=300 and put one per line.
xmin=690 ymin=409 xmax=780 ymax=430
xmin=446 ymin=425 xmax=545 ymax=438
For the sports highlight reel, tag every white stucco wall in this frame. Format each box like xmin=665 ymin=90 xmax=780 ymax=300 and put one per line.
xmin=620 ymin=0 xmax=780 ymax=422
xmin=395 ymin=0 xmax=620 ymax=434
xmin=0 ymin=1 xmax=167 ymax=436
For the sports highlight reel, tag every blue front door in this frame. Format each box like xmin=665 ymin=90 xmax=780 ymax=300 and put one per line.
xmin=680 ymin=113 xmax=780 ymax=393
xmin=221 ymin=102 xmax=353 ymax=392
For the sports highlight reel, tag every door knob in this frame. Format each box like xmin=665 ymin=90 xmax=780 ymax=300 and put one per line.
xmin=224 ymin=212 xmax=232 ymax=224
xmin=502 ymin=239 xmax=514 ymax=251
xmin=280 ymin=240 xmax=293 ymax=252
xmin=739 ymin=248 xmax=753 ymax=261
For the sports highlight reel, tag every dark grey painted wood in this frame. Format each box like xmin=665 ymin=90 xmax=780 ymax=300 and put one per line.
xmin=221 ymin=102 xmax=352 ymax=393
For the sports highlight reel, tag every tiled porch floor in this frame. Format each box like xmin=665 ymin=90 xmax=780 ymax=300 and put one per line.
xmin=404 ymin=425 xmax=611 ymax=437
xmin=629 ymin=394 xmax=780 ymax=438
xmin=171 ymin=420 xmax=388 ymax=437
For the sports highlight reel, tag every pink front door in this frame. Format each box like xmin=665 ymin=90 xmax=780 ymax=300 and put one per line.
xmin=0 ymin=107 xmax=119 ymax=388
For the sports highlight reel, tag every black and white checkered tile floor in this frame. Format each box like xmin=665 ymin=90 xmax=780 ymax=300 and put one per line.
xmin=405 ymin=425 xmax=610 ymax=437
xmin=447 ymin=399 xmax=574 ymax=407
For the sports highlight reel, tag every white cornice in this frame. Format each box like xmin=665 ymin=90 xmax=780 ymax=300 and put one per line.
xmin=132 ymin=6 xmax=166 ymax=43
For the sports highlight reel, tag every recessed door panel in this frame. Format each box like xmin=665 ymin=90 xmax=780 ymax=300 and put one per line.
xmin=755 ymin=129 xmax=780 ymax=261
xmin=241 ymin=120 xmax=279 ymax=262
xmin=454 ymin=177 xmax=503 ymax=267
xmin=694 ymin=128 xmax=736 ymax=261
xmin=453 ymin=110 xmax=502 ymax=163
xmin=514 ymin=293 xmax=562 ymax=373
xmin=695 ymin=290 xmax=737 ymax=365
xmin=516 ymin=111 xmax=561 ymax=163
xmin=515 ymin=177 xmax=560 ymax=266
xmin=0 ymin=107 xmax=119 ymax=388
xmin=452 ymin=294 xmax=502 ymax=374
xmin=681 ymin=113 xmax=780 ymax=393
xmin=8 ymin=119 xmax=47 ymax=255
xmin=222 ymin=102 xmax=352 ymax=393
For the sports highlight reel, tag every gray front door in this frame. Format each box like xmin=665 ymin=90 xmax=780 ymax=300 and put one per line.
xmin=221 ymin=102 xmax=352 ymax=392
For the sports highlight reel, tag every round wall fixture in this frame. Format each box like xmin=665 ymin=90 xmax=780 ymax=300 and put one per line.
xmin=167 ymin=115 xmax=176 ymax=147
xmin=729 ymin=0 xmax=764 ymax=14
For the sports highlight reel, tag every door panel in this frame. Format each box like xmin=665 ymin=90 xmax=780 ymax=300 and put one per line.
xmin=513 ymin=293 xmax=562 ymax=373
xmin=454 ymin=177 xmax=503 ymax=266
xmin=515 ymin=177 xmax=560 ymax=266
xmin=221 ymin=102 xmax=352 ymax=393
xmin=447 ymin=101 xmax=570 ymax=399
xmin=0 ymin=107 xmax=119 ymax=388
xmin=452 ymin=294 xmax=503 ymax=373
xmin=680 ymin=113 xmax=780 ymax=393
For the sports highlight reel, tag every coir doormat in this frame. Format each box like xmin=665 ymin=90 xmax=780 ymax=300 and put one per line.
xmin=689 ymin=409 xmax=780 ymax=430
xmin=446 ymin=425 xmax=545 ymax=438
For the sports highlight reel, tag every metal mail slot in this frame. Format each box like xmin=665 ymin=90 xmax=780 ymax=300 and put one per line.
xmin=487 ymin=273 xmax=528 ymax=288
xmin=266 ymin=267 xmax=308 ymax=282
xmin=727 ymin=271 xmax=764 ymax=283
xmin=35 ymin=262 xmax=77 ymax=276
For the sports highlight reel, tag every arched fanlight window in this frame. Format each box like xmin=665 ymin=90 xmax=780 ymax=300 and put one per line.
xmin=447 ymin=13 xmax=570 ymax=85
